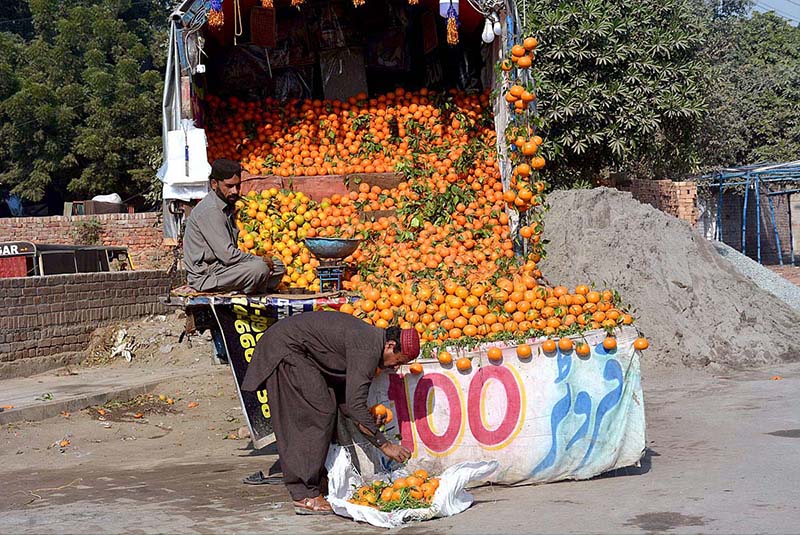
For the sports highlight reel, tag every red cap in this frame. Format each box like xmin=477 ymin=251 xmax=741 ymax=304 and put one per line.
xmin=400 ymin=328 xmax=421 ymax=360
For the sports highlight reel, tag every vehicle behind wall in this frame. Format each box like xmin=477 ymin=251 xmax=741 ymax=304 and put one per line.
xmin=0 ymin=241 xmax=132 ymax=278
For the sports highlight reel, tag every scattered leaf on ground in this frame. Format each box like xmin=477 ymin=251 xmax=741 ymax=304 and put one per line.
xmin=187 ymin=401 xmax=199 ymax=409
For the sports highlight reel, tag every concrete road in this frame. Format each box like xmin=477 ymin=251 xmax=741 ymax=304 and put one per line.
xmin=1 ymin=364 xmax=798 ymax=534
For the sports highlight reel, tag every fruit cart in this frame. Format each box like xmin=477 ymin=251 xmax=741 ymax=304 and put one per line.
xmin=158 ymin=0 xmax=649 ymax=486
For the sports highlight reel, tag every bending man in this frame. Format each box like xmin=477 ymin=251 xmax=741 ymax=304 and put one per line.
xmin=241 ymin=311 xmax=418 ymax=515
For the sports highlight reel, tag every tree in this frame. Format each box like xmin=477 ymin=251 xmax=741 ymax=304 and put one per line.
xmin=699 ymin=9 xmax=800 ymax=168
xmin=521 ymin=0 xmax=710 ymax=187
xmin=0 ymin=0 xmax=170 ymax=206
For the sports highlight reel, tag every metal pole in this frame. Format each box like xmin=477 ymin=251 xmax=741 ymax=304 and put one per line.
xmin=766 ymin=188 xmax=800 ymax=196
xmin=766 ymin=193 xmax=783 ymax=267
xmin=789 ymin=193 xmax=796 ymax=267
xmin=755 ymin=175 xmax=762 ymax=264
xmin=716 ymin=177 xmax=724 ymax=242
xmin=741 ymin=173 xmax=750 ymax=255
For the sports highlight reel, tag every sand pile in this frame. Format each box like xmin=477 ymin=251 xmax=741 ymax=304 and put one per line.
xmin=540 ymin=188 xmax=800 ymax=370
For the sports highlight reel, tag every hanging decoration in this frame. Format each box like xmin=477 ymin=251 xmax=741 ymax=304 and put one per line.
xmin=481 ymin=16 xmax=494 ymax=43
xmin=261 ymin=0 xmax=273 ymax=7
xmin=446 ymin=1 xmax=460 ymax=46
xmin=208 ymin=0 xmax=224 ymax=30
xmin=233 ymin=0 xmax=243 ymax=45
xmin=438 ymin=0 xmax=459 ymax=18
xmin=408 ymin=0 xmax=419 ymax=5
xmin=353 ymin=0 xmax=366 ymax=6
xmin=291 ymin=0 xmax=305 ymax=7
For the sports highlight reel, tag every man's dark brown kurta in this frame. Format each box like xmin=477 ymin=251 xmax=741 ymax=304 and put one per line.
xmin=241 ymin=311 xmax=388 ymax=501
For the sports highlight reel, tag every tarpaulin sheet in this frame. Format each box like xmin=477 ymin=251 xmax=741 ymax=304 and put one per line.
xmin=341 ymin=327 xmax=646 ymax=484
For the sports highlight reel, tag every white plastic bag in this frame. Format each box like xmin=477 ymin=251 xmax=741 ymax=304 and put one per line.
xmin=325 ymin=445 xmax=498 ymax=528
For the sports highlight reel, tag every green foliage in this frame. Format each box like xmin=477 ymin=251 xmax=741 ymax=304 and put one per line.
xmin=522 ymin=0 xmax=709 ymax=186
xmin=698 ymin=10 xmax=800 ymax=168
xmin=0 ymin=0 xmax=170 ymax=203
xmin=72 ymin=217 xmax=103 ymax=245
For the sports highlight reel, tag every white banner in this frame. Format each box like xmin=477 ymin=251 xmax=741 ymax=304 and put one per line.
xmin=340 ymin=327 xmax=646 ymax=485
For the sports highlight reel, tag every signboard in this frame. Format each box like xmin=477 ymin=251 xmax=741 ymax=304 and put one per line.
xmin=345 ymin=328 xmax=646 ymax=485
xmin=0 ymin=241 xmax=34 ymax=257
xmin=208 ymin=295 xmax=351 ymax=449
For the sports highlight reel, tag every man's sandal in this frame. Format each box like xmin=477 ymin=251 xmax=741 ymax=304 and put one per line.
xmin=293 ymin=496 xmax=334 ymax=515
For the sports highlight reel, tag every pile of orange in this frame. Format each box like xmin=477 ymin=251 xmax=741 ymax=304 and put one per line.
xmin=349 ymin=469 xmax=440 ymax=510
xmin=216 ymin=37 xmax=647 ymax=353
xmin=205 ymin=88 xmax=491 ymax=178
xmin=234 ymin=188 xmax=321 ymax=290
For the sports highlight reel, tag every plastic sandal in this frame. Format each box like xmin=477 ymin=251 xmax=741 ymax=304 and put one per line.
xmin=242 ymin=470 xmax=283 ymax=485
xmin=293 ymin=496 xmax=333 ymax=515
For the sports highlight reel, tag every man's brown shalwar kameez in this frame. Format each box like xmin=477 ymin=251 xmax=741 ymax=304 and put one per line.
xmin=241 ymin=311 xmax=389 ymax=501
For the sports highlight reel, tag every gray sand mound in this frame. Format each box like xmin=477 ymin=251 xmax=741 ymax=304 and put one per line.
xmin=711 ymin=241 xmax=800 ymax=312
xmin=540 ymin=187 xmax=800 ymax=370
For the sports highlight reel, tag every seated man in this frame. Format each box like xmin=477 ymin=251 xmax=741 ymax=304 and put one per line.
xmin=183 ymin=159 xmax=284 ymax=294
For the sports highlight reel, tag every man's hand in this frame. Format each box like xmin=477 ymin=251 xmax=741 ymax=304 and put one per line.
xmin=262 ymin=256 xmax=274 ymax=272
xmin=380 ymin=443 xmax=411 ymax=463
xmin=374 ymin=413 xmax=387 ymax=427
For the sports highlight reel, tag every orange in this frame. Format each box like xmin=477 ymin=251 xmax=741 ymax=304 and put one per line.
xmin=487 ymin=347 xmax=503 ymax=362
xmin=456 ymin=357 xmax=472 ymax=372
xmin=370 ymin=404 xmax=387 ymax=418
xmin=523 ymin=36 xmax=538 ymax=50
xmin=558 ymin=337 xmax=573 ymax=352
xmin=517 ymin=343 xmax=533 ymax=358
xmin=392 ymin=478 xmax=408 ymax=490
xmin=406 ymin=476 xmax=423 ymax=487
xmin=409 ymin=362 xmax=424 ymax=375
xmin=541 ymin=339 xmax=556 ymax=353
xmin=603 ymin=337 xmax=617 ymax=351
xmin=633 ymin=337 xmax=649 ymax=350
xmin=576 ymin=342 xmax=590 ymax=357
xmin=437 ymin=350 xmax=453 ymax=365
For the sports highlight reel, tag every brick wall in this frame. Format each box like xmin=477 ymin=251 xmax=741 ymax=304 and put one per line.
xmin=629 ymin=179 xmax=698 ymax=226
xmin=0 ymin=212 xmax=172 ymax=270
xmin=0 ymin=271 xmax=176 ymax=377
